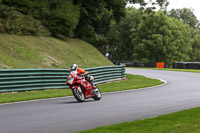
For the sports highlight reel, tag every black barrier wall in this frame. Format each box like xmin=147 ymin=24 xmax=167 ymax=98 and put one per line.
xmin=113 ymin=61 xmax=168 ymax=68
xmin=173 ymin=62 xmax=200 ymax=69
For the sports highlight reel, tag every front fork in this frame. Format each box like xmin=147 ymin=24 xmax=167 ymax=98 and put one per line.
xmin=72 ymin=85 xmax=82 ymax=93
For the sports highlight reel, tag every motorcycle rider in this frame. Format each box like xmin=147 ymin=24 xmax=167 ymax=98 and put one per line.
xmin=70 ymin=64 xmax=95 ymax=90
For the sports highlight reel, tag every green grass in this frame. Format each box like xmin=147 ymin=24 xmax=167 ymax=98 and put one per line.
xmin=97 ymin=74 xmax=162 ymax=93
xmin=78 ymin=107 xmax=200 ymax=133
xmin=128 ymin=67 xmax=200 ymax=73
xmin=0 ymin=89 xmax=73 ymax=103
xmin=0 ymin=34 xmax=113 ymax=69
xmin=0 ymin=74 xmax=163 ymax=104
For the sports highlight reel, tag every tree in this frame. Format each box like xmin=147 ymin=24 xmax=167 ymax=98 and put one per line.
xmin=74 ymin=0 xmax=126 ymax=39
xmin=73 ymin=0 xmax=127 ymax=57
xmin=190 ymin=33 xmax=200 ymax=61
xmin=168 ymin=8 xmax=200 ymax=29
xmin=126 ymin=0 xmax=169 ymax=11
xmin=107 ymin=8 xmax=143 ymax=61
xmin=186 ymin=26 xmax=200 ymax=62
xmin=131 ymin=11 xmax=191 ymax=64
xmin=46 ymin=0 xmax=80 ymax=37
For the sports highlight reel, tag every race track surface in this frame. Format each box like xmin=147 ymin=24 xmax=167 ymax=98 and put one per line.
xmin=1 ymin=68 xmax=200 ymax=133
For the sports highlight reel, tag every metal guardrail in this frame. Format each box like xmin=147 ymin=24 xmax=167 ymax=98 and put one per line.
xmin=0 ymin=65 xmax=125 ymax=92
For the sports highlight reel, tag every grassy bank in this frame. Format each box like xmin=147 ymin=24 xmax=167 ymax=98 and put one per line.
xmin=0 ymin=34 xmax=113 ymax=69
xmin=0 ymin=74 xmax=163 ymax=104
xmin=78 ymin=106 xmax=200 ymax=133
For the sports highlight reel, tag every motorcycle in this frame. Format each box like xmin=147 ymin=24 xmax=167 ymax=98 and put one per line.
xmin=66 ymin=72 xmax=101 ymax=102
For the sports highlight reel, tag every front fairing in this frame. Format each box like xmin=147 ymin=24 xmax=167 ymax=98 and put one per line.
xmin=66 ymin=72 xmax=94 ymax=98
xmin=66 ymin=72 xmax=78 ymax=87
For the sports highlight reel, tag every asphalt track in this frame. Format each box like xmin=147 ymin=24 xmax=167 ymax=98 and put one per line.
xmin=1 ymin=68 xmax=200 ymax=133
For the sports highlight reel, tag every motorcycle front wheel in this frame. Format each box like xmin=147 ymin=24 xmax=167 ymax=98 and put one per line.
xmin=72 ymin=86 xmax=84 ymax=102
xmin=93 ymin=86 xmax=101 ymax=100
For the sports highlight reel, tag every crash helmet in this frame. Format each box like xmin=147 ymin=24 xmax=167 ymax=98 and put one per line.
xmin=70 ymin=64 xmax=78 ymax=71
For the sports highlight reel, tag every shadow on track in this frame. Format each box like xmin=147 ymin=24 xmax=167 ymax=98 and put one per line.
xmin=58 ymin=99 xmax=94 ymax=104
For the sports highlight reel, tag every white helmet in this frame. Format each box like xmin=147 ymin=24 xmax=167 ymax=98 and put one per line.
xmin=70 ymin=64 xmax=78 ymax=71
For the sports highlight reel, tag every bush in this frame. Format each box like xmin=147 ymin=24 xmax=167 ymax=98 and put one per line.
xmin=0 ymin=4 xmax=50 ymax=36
xmin=2 ymin=0 xmax=80 ymax=37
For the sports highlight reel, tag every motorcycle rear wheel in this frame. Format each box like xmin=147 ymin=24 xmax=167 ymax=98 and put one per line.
xmin=93 ymin=86 xmax=101 ymax=100
xmin=72 ymin=86 xmax=84 ymax=102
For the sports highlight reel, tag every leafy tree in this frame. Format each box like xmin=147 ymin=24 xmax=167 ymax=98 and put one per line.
xmin=87 ymin=0 xmax=169 ymax=56
xmin=190 ymin=33 xmax=200 ymax=61
xmin=107 ymin=8 xmax=143 ymax=61
xmin=74 ymin=0 xmax=105 ymax=39
xmin=131 ymin=11 xmax=191 ymax=64
xmin=108 ymin=7 xmax=200 ymax=64
xmin=46 ymin=0 xmax=80 ymax=37
xmin=73 ymin=0 xmax=127 ymax=57
xmin=74 ymin=0 xmax=126 ymax=39
xmin=186 ymin=27 xmax=200 ymax=61
xmin=168 ymin=8 xmax=200 ymax=29
xmin=126 ymin=0 xmax=169 ymax=11
xmin=105 ymin=0 xmax=126 ymax=22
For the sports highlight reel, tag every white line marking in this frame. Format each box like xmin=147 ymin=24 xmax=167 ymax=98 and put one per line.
xmin=0 ymin=96 xmax=74 ymax=106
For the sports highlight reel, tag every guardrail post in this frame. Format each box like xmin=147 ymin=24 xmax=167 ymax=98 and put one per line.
xmin=122 ymin=65 xmax=126 ymax=79
xmin=42 ymin=68 xmax=44 ymax=90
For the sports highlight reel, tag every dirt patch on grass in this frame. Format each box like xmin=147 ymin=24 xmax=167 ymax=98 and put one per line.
xmin=43 ymin=55 xmax=62 ymax=67
xmin=0 ymin=64 xmax=11 ymax=69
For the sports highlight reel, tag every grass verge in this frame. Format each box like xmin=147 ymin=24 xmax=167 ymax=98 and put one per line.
xmin=78 ymin=107 xmax=200 ymax=133
xmin=128 ymin=67 xmax=200 ymax=73
xmin=0 ymin=74 xmax=163 ymax=104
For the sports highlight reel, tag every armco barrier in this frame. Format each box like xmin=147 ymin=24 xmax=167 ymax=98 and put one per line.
xmin=0 ymin=65 xmax=125 ymax=92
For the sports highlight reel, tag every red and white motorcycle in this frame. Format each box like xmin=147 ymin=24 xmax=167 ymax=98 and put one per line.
xmin=66 ymin=72 xmax=101 ymax=102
